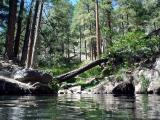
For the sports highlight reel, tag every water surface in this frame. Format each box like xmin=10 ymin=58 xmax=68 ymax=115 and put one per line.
xmin=0 ymin=94 xmax=160 ymax=120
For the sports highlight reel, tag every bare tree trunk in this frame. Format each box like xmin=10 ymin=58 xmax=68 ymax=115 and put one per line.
xmin=26 ymin=0 xmax=43 ymax=68
xmin=32 ymin=1 xmax=43 ymax=68
xmin=5 ymin=0 xmax=17 ymax=60
xmin=91 ymin=39 xmax=94 ymax=60
xmin=95 ymin=0 xmax=101 ymax=59
xmin=85 ymin=40 xmax=87 ymax=60
xmin=67 ymin=33 xmax=70 ymax=59
xmin=90 ymin=43 xmax=92 ymax=60
xmin=93 ymin=42 xmax=96 ymax=60
xmin=14 ymin=0 xmax=24 ymax=59
xmin=106 ymin=1 xmax=112 ymax=46
xmin=79 ymin=27 xmax=82 ymax=62
xmin=21 ymin=0 xmax=35 ymax=65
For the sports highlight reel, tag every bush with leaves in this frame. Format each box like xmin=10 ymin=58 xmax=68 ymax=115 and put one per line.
xmin=104 ymin=30 xmax=160 ymax=66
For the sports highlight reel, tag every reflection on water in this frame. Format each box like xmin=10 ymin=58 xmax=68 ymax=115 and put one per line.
xmin=0 ymin=94 xmax=160 ymax=120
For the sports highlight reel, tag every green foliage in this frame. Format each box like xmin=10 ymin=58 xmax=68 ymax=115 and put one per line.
xmin=104 ymin=31 xmax=160 ymax=65
xmin=49 ymin=80 xmax=59 ymax=92
xmin=140 ymin=75 xmax=150 ymax=93
xmin=40 ymin=59 xmax=81 ymax=76
xmin=75 ymin=77 xmax=101 ymax=89
xmin=0 ymin=29 xmax=6 ymax=54
xmin=79 ymin=66 xmax=102 ymax=78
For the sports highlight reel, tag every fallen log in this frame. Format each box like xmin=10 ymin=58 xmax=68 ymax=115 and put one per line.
xmin=56 ymin=59 xmax=108 ymax=82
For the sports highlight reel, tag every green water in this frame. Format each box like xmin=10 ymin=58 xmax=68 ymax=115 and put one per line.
xmin=0 ymin=94 xmax=160 ymax=120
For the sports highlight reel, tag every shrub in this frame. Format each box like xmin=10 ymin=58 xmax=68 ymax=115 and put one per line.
xmin=104 ymin=30 xmax=160 ymax=66
xmin=140 ymin=75 xmax=150 ymax=93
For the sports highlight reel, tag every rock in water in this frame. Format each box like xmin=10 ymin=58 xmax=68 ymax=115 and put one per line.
xmin=69 ymin=86 xmax=81 ymax=94
xmin=13 ymin=69 xmax=53 ymax=84
xmin=112 ymin=81 xmax=135 ymax=95
xmin=0 ymin=76 xmax=55 ymax=95
xmin=147 ymin=80 xmax=160 ymax=94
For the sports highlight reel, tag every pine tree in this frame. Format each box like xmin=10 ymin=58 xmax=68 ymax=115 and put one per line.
xmin=5 ymin=0 xmax=17 ymax=60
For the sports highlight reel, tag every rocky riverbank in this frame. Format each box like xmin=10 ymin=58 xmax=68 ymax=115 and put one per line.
xmin=1 ymin=56 xmax=160 ymax=96
xmin=58 ymin=56 xmax=160 ymax=95
xmin=0 ymin=59 xmax=55 ymax=95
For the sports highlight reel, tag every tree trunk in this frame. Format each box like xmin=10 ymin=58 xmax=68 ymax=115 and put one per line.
xmin=93 ymin=42 xmax=96 ymax=60
xmin=26 ymin=0 xmax=43 ymax=68
xmin=56 ymin=58 xmax=108 ymax=82
xmin=91 ymin=39 xmax=94 ymax=60
xmin=5 ymin=0 xmax=17 ymax=60
xmin=79 ymin=27 xmax=82 ymax=62
xmin=89 ymin=44 xmax=92 ymax=60
xmin=14 ymin=0 xmax=24 ymax=59
xmin=95 ymin=0 xmax=101 ymax=59
xmin=121 ymin=15 xmax=125 ymax=36
xmin=67 ymin=33 xmax=70 ymax=59
xmin=61 ymin=42 xmax=65 ymax=56
xmin=85 ymin=40 xmax=87 ymax=60
xmin=32 ymin=2 xmax=44 ymax=68
xmin=21 ymin=0 xmax=35 ymax=65
xmin=106 ymin=1 xmax=112 ymax=46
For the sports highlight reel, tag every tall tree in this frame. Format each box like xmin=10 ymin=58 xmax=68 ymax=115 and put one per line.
xmin=5 ymin=0 xmax=17 ymax=60
xmin=95 ymin=0 xmax=101 ymax=59
xmin=26 ymin=0 xmax=43 ymax=68
xmin=14 ymin=0 xmax=24 ymax=58
xmin=100 ymin=0 xmax=113 ymax=47
xmin=79 ymin=27 xmax=82 ymax=62
xmin=21 ymin=0 xmax=35 ymax=65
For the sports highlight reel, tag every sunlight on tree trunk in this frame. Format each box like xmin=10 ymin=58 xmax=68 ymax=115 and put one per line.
xmin=26 ymin=0 xmax=43 ymax=68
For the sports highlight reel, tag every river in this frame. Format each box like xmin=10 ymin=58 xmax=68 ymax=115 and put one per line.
xmin=0 ymin=94 xmax=160 ymax=120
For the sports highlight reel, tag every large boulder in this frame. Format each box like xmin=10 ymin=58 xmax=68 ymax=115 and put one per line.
xmin=112 ymin=81 xmax=135 ymax=95
xmin=147 ymin=80 xmax=160 ymax=94
xmin=0 ymin=76 xmax=55 ymax=95
xmin=13 ymin=69 xmax=53 ymax=84
xmin=135 ymin=83 xmax=144 ymax=94
xmin=32 ymin=82 xmax=55 ymax=94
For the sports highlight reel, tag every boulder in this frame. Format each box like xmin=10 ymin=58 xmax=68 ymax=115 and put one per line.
xmin=0 ymin=70 xmax=12 ymax=77
xmin=13 ymin=69 xmax=53 ymax=84
xmin=135 ymin=83 xmax=143 ymax=94
xmin=32 ymin=82 xmax=54 ymax=94
xmin=112 ymin=81 xmax=135 ymax=95
xmin=0 ymin=76 xmax=54 ymax=95
xmin=68 ymin=86 xmax=81 ymax=94
xmin=147 ymin=80 xmax=160 ymax=94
